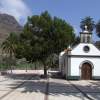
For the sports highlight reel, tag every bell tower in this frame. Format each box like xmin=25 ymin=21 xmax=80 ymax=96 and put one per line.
xmin=80 ymin=25 xmax=92 ymax=43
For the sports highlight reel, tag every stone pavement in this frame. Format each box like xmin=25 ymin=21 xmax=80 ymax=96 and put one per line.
xmin=48 ymin=79 xmax=100 ymax=100
xmin=0 ymin=71 xmax=100 ymax=100
xmin=70 ymin=80 xmax=100 ymax=100
xmin=0 ymin=73 xmax=46 ymax=100
xmin=48 ymin=78 xmax=87 ymax=100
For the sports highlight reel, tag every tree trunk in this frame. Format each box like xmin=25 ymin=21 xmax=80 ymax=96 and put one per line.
xmin=10 ymin=54 xmax=13 ymax=74
xmin=35 ymin=62 xmax=36 ymax=70
xmin=10 ymin=66 xmax=12 ymax=74
xmin=44 ymin=65 xmax=47 ymax=77
xmin=42 ymin=60 xmax=48 ymax=78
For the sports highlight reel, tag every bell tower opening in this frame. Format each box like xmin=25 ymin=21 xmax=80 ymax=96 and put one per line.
xmin=80 ymin=25 xmax=92 ymax=43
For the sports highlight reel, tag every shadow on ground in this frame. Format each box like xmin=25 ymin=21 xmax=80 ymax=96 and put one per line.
xmin=1 ymin=71 xmax=100 ymax=100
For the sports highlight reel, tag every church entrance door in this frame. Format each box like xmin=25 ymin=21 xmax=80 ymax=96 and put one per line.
xmin=81 ymin=63 xmax=92 ymax=80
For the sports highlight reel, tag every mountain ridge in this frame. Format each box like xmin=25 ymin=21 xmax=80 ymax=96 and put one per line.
xmin=0 ymin=13 xmax=23 ymax=42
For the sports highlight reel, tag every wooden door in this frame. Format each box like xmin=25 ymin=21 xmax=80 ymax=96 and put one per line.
xmin=81 ymin=63 xmax=92 ymax=80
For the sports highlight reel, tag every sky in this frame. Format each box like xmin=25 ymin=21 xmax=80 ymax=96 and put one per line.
xmin=0 ymin=0 xmax=100 ymax=41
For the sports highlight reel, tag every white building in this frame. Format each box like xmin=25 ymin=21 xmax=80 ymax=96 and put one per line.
xmin=59 ymin=26 xmax=100 ymax=80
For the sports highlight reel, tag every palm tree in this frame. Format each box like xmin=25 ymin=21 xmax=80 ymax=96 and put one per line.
xmin=1 ymin=32 xmax=18 ymax=72
xmin=80 ymin=16 xmax=95 ymax=32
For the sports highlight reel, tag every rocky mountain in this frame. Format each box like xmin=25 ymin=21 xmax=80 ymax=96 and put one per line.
xmin=0 ymin=13 xmax=23 ymax=42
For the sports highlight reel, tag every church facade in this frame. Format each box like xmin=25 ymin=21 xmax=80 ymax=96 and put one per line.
xmin=59 ymin=26 xmax=100 ymax=80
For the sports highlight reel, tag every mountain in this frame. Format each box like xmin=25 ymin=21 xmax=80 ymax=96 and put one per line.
xmin=0 ymin=13 xmax=23 ymax=42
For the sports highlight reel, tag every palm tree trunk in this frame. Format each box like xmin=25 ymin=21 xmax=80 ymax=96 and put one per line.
xmin=10 ymin=54 xmax=13 ymax=74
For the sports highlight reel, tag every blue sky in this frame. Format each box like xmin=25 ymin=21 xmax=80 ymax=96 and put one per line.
xmin=0 ymin=0 xmax=100 ymax=41
xmin=24 ymin=0 xmax=100 ymax=41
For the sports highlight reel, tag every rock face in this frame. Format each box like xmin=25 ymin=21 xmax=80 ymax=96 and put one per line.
xmin=0 ymin=13 xmax=23 ymax=42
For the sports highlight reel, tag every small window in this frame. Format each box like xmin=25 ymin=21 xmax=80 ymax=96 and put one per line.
xmin=83 ymin=46 xmax=90 ymax=53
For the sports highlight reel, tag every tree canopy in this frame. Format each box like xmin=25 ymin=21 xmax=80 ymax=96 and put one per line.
xmin=1 ymin=32 xmax=18 ymax=57
xmin=80 ymin=16 xmax=100 ymax=38
xmin=80 ymin=16 xmax=95 ymax=32
xmin=16 ymin=11 xmax=76 ymax=76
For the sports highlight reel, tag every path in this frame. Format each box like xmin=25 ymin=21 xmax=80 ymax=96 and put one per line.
xmin=0 ymin=71 xmax=100 ymax=100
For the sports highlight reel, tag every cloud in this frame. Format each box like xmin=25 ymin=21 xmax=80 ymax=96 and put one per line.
xmin=0 ymin=0 xmax=32 ymax=25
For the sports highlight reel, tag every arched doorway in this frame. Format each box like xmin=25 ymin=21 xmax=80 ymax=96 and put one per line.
xmin=81 ymin=62 xmax=92 ymax=80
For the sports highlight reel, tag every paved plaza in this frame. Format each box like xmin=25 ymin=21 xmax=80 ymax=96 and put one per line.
xmin=0 ymin=70 xmax=100 ymax=100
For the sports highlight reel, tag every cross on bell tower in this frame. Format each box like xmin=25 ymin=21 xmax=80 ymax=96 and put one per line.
xmin=80 ymin=25 xmax=92 ymax=43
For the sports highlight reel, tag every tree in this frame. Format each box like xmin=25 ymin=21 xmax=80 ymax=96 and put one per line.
xmin=96 ymin=20 xmax=100 ymax=37
xmin=1 ymin=33 xmax=18 ymax=57
xmin=16 ymin=11 xmax=75 ymax=77
xmin=72 ymin=36 xmax=80 ymax=46
xmin=80 ymin=16 xmax=95 ymax=32
xmin=80 ymin=17 xmax=100 ymax=38
xmin=46 ymin=53 xmax=59 ymax=69
xmin=1 ymin=32 xmax=19 ymax=72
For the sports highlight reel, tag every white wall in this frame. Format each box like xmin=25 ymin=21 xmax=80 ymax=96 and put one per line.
xmin=71 ymin=43 xmax=100 ymax=56
xmin=59 ymin=51 xmax=66 ymax=75
xmin=71 ymin=57 xmax=100 ymax=77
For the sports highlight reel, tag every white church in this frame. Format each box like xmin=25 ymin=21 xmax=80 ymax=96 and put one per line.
xmin=59 ymin=26 xmax=100 ymax=80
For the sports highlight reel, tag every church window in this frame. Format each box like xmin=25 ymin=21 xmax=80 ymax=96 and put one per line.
xmin=83 ymin=46 xmax=90 ymax=53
